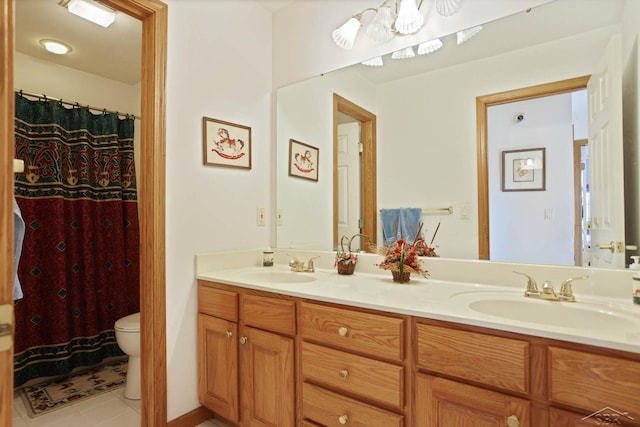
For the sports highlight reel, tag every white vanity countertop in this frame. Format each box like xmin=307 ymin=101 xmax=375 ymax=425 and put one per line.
xmin=197 ymin=262 xmax=640 ymax=354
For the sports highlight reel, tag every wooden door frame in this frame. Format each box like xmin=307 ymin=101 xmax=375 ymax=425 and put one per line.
xmin=476 ymin=75 xmax=590 ymax=260
xmin=573 ymin=138 xmax=588 ymax=266
xmin=333 ymin=94 xmax=377 ymax=251
xmin=0 ymin=1 xmax=168 ymax=426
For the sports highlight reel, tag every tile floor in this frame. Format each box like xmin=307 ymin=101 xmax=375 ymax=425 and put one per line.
xmin=13 ymin=387 xmax=227 ymax=427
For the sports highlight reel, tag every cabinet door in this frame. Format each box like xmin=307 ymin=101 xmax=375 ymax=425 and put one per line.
xmin=240 ymin=326 xmax=295 ymax=427
xmin=416 ymin=374 xmax=530 ymax=427
xmin=198 ymin=314 xmax=239 ymax=423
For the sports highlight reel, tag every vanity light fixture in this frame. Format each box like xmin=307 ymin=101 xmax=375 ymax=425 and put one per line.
xmin=391 ymin=46 xmax=416 ymax=59
xmin=456 ymin=25 xmax=483 ymax=45
xmin=332 ymin=0 xmax=463 ymax=51
xmin=417 ymin=38 xmax=443 ymax=55
xmin=39 ymin=39 xmax=72 ymax=55
xmin=63 ymin=0 xmax=117 ymax=28
xmin=361 ymin=56 xmax=384 ymax=67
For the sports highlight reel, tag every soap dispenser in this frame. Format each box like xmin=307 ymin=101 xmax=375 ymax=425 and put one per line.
xmin=630 ymin=256 xmax=640 ymax=270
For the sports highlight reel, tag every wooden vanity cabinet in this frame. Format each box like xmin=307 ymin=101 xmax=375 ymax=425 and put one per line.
xmin=299 ymin=301 xmax=407 ymax=426
xmin=198 ymin=287 xmax=239 ymax=423
xmin=198 ymin=283 xmax=295 ymax=427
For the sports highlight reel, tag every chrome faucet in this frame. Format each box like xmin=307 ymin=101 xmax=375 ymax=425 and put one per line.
xmin=287 ymin=255 xmax=319 ymax=272
xmin=513 ymin=271 xmax=589 ymax=302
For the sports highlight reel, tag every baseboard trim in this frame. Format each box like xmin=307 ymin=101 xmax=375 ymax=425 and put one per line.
xmin=167 ymin=406 xmax=213 ymax=427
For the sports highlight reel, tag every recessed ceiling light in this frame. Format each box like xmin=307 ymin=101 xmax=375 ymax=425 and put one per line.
xmin=66 ymin=0 xmax=117 ymax=28
xmin=39 ymin=39 xmax=72 ymax=55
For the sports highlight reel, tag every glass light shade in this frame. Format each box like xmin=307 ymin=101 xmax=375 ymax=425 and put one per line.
xmin=68 ymin=0 xmax=116 ymax=28
xmin=435 ymin=0 xmax=463 ymax=17
xmin=332 ymin=17 xmax=361 ymax=50
xmin=365 ymin=6 xmax=394 ymax=42
xmin=457 ymin=25 xmax=483 ymax=45
xmin=395 ymin=0 xmax=424 ymax=35
xmin=391 ymin=47 xmax=415 ymax=59
xmin=361 ymin=57 xmax=384 ymax=67
xmin=39 ymin=39 xmax=72 ymax=55
xmin=417 ymin=38 xmax=443 ymax=55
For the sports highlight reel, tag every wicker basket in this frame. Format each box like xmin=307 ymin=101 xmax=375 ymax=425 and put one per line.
xmin=337 ymin=261 xmax=356 ymax=275
xmin=392 ymin=270 xmax=411 ymax=283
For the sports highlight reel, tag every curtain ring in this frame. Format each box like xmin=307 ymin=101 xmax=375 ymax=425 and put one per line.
xmin=18 ymin=89 xmax=23 ymax=98
xmin=74 ymin=102 xmax=80 ymax=109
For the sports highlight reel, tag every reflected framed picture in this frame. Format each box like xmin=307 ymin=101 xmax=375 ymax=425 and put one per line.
xmin=288 ymin=139 xmax=319 ymax=181
xmin=202 ymin=116 xmax=251 ymax=169
xmin=502 ymin=147 xmax=545 ymax=191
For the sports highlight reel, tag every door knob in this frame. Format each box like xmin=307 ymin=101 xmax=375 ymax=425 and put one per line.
xmin=338 ymin=414 xmax=349 ymax=424
xmin=339 ymin=369 xmax=349 ymax=379
xmin=225 ymin=331 xmax=232 ymax=338
xmin=239 ymin=336 xmax=248 ymax=344
xmin=597 ymin=241 xmax=636 ymax=253
xmin=506 ymin=415 xmax=519 ymax=427
xmin=338 ymin=326 xmax=348 ymax=337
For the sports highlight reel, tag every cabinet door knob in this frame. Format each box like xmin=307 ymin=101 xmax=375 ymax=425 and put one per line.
xmin=239 ymin=336 xmax=248 ymax=345
xmin=338 ymin=326 xmax=348 ymax=337
xmin=506 ymin=415 xmax=519 ymax=427
xmin=339 ymin=369 xmax=349 ymax=379
xmin=225 ymin=331 xmax=232 ymax=338
xmin=338 ymin=414 xmax=349 ymax=424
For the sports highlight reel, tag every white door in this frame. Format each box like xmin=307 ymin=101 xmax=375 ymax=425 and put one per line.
xmin=587 ymin=34 xmax=626 ymax=268
xmin=337 ymin=122 xmax=361 ymax=249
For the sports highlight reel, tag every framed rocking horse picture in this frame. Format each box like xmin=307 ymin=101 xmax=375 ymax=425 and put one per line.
xmin=202 ymin=116 xmax=252 ymax=169
xmin=288 ymin=139 xmax=319 ymax=182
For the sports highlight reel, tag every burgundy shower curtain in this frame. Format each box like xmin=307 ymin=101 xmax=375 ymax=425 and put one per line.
xmin=13 ymin=94 xmax=140 ymax=387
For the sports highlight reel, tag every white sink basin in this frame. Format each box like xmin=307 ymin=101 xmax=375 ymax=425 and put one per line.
xmin=451 ymin=291 xmax=640 ymax=330
xmin=236 ymin=270 xmax=317 ymax=284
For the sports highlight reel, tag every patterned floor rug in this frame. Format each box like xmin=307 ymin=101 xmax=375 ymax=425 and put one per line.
xmin=20 ymin=361 xmax=128 ymax=417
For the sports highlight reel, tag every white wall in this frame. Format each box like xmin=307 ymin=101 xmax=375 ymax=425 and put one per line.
xmin=488 ymin=94 xmax=574 ymax=266
xmin=164 ymin=0 xmax=273 ymax=419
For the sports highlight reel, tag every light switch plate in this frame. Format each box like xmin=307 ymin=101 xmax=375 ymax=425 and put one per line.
xmin=257 ymin=208 xmax=266 ymax=226
xmin=276 ymin=209 xmax=283 ymax=226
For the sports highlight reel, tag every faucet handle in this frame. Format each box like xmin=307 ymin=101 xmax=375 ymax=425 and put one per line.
xmin=306 ymin=256 xmax=320 ymax=272
xmin=559 ymin=275 xmax=589 ymax=302
xmin=513 ymin=271 xmax=539 ymax=296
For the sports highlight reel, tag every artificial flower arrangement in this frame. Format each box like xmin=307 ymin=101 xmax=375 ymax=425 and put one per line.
xmin=377 ymin=238 xmax=430 ymax=283
xmin=377 ymin=221 xmax=440 ymax=282
xmin=335 ymin=233 xmax=372 ymax=275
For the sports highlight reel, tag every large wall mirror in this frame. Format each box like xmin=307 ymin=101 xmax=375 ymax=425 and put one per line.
xmin=276 ymin=0 xmax=637 ymax=269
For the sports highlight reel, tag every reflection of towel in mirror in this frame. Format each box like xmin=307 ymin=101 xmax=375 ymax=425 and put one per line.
xmin=380 ymin=208 xmax=422 ymax=246
xmin=14 ymin=198 xmax=25 ymax=301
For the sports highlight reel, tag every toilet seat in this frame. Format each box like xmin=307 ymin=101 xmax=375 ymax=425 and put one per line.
xmin=115 ymin=312 xmax=140 ymax=332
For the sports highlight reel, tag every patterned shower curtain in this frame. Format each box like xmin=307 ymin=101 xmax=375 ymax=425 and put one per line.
xmin=13 ymin=94 xmax=140 ymax=387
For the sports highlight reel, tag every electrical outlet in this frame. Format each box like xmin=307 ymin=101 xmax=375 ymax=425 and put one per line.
xmin=257 ymin=208 xmax=266 ymax=226
xmin=277 ymin=209 xmax=283 ymax=226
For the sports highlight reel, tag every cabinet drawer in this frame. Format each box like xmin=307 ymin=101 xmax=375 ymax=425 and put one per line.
xmin=199 ymin=286 xmax=237 ymax=321
xmin=303 ymin=382 xmax=404 ymax=427
xmin=299 ymin=302 xmax=404 ymax=361
xmin=240 ymin=294 xmax=296 ymax=335
xmin=416 ymin=323 xmax=529 ymax=394
xmin=301 ymin=341 xmax=403 ymax=409
xmin=549 ymin=346 xmax=640 ymax=418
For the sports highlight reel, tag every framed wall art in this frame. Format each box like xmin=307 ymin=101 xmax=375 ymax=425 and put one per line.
xmin=202 ymin=116 xmax=251 ymax=169
xmin=288 ymin=139 xmax=319 ymax=181
xmin=502 ymin=147 xmax=545 ymax=191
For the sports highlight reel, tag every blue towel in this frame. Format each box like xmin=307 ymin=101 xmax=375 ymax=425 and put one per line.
xmin=13 ymin=198 xmax=25 ymax=301
xmin=380 ymin=208 xmax=422 ymax=245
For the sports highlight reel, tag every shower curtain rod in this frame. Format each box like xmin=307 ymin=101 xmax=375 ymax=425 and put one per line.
xmin=15 ymin=89 xmax=141 ymax=120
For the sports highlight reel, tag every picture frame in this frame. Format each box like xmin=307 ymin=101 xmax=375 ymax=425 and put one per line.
xmin=501 ymin=147 xmax=545 ymax=191
xmin=288 ymin=139 xmax=319 ymax=181
xmin=202 ymin=116 xmax=251 ymax=169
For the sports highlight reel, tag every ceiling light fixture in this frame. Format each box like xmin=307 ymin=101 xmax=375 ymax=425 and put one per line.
xmin=332 ymin=0 xmax=463 ymax=51
xmin=391 ymin=46 xmax=416 ymax=59
xmin=39 ymin=39 xmax=72 ymax=55
xmin=65 ymin=0 xmax=117 ymax=28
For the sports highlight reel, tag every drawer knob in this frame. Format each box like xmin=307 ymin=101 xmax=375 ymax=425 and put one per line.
xmin=338 ymin=414 xmax=349 ymax=424
xmin=338 ymin=326 xmax=348 ymax=337
xmin=339 ymin=369 xmax=349 ymax=379
xmin=225 ymin=331 xmax=232 ymax=339
xmin=506 ymin=415 xmax=519 ymax=427
xmin=239 ymin=336 xmax=248 ymax=345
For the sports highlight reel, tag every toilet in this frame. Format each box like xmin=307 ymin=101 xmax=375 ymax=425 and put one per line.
xmin=115 ymin=312 xmax=141 ymax=400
